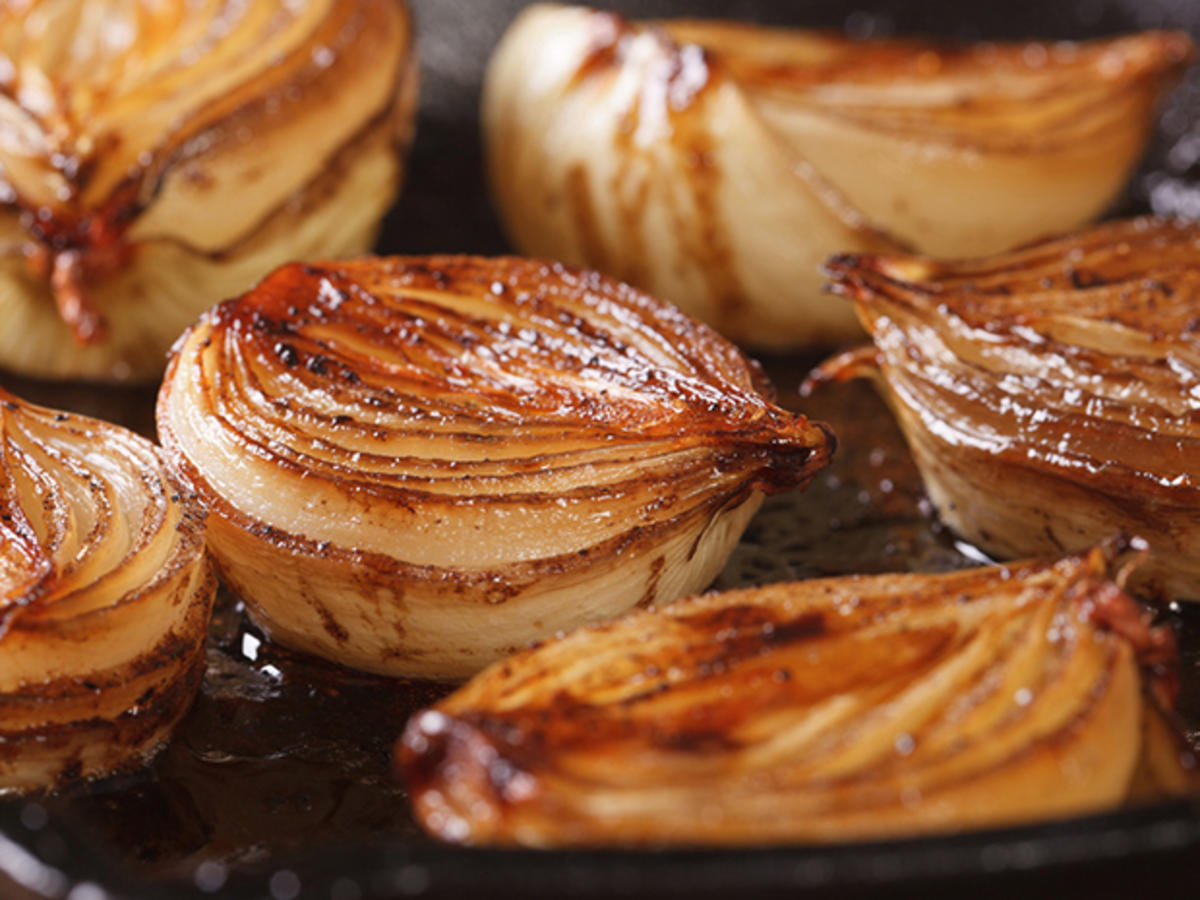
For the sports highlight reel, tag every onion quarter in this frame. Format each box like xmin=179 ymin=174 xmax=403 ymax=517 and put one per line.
xmin=817 ymin=217 xmax=1200 ymax=602
xmin=483 ymin=4 xmax=1191 ymax=349
xmin=399 ymin=543 xmax=1196 ymax=847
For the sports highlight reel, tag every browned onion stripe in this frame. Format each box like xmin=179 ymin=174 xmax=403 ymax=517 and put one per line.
xmin=0 ymin=389 xmax=215 ymax=794
xmin=398 ymin=545 xmax=1196 ymax=847
xmin=817 ymin=217 xmax=1200 ymax=600
xmin=158 ymin=255 xmax=833 ymax=679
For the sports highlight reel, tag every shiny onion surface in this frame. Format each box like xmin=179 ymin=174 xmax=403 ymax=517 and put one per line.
xmin=0 ymin=0 xmax=417 ymax=381
xmin=483 ymin=4 xmax=1191 ymax=349
xmin=816 ymin=217 xmax=1200 ymax=602
xmin=0 ymin=389 xmax=214 ymax=794
xmin=399 ymin=543 xmax=1195 ymax=847
xmin=157 ymin=256 xmax=834 ymax=680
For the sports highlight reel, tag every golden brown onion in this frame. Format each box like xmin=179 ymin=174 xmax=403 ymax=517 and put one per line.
xmin=0 ymin=0 xmax=418 ymax=381
xmin=483 ymin=5 xmax=1191 ymax=349
xmin=816 ymin=217 xmax=1200 ymax=601
xmin=0 ymin=389 xmax=214 ymax=794
xmin=157 ymin=256 xmax=833 ymax=680
xmin=398 ymin=543 xmax=1196 ymax=847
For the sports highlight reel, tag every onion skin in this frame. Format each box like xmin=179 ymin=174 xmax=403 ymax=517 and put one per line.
xmin=0 ymin=389 xmax=215 ymax=794
xmin=483 ymin=4 xmax=1192 ymax=349
xmin=817 ymin=217 xmax=1200 ymax=602
xmin=0 ymin=0 xmax=418 ymax=381
xmin=398 ymin=544 xmax=1196 ymax=848
xmin=157 ymin=256 xmax=833 ymax=681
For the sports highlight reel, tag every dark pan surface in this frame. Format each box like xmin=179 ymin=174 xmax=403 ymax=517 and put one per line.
xmin=2 ymin=2 xmax=1199 ymax=898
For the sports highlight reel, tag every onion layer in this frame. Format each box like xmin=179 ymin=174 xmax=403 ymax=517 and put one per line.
xmin=157 ymin=256 xmax=833 ymax=680
xmin=817 ymin=217 xmax=1200 ymax=601
xmin=0 ymin=389 xmax=214 ymax=794
xmin=0 ymin=0 xmax=418 ymax=381
xmin=398 ymin=543 xmax=1195 ymax=847
xmin=483 ymin=5 xmax=1191 ymax=349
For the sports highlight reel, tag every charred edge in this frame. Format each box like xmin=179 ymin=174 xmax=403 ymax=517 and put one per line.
xmin=398 ymin=710 xmax=523 ymax=819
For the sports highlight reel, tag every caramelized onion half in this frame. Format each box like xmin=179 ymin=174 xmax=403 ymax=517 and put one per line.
xmin=399 ymin=543 xmax=1195 ymax=847
xmin=816 ymin=217 xmax=1200 ymax=601
xmin=0 ymin=0 xmax=418 ymax=381
xmin=157 ymin=256 xmax=833 ymax=680
xmin=0 ymin=389 xmax=214 ymax=793
xmin=483 ymin=4 xmax=1191 ymax=349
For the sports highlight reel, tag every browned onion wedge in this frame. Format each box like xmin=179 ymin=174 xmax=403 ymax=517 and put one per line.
xmin=157 ymin=256 xmax=833 ymax=680
xmin=0 ymin=390 xmax=214 ymax=794
xmin=398 ymin=543 xmax=1196 ymax=847
xmin=815 ymin=217 xmax=1200 ymax=601
xmin=0 ymin=0 xmax=418 ymax=381
xmin=483 ymin=5 xmax=1191 ymax=349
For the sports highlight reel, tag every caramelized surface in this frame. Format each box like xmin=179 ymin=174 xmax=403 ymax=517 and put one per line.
xmin=398 ymin=544 xmax=1193 ymax=846
xmin=159 ymin=257 xmax=832 ymax=677
xmin=0 ymin=0 xmax=417 ymax=378
xmin=820 ymin=217 xmax=1200 ymax=600
xmin=0 ymin=388 xmax=214 ymax=792
xmin=484 ymin=5 xmax=1190 ymax=348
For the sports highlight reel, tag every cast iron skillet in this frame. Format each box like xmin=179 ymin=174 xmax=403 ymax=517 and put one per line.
xmin=1 ymin=2 xmax=1199 ymax=898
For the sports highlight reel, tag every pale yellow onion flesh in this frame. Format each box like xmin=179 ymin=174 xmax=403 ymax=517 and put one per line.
xmin=157 ymin=256 xmax=834 ymax=680
xmin=0 ymin=389 xmax=215 ymax=794
xmin=398 ymin=545 xmax=1196 ymax=847
xmin=816 ymin=216 xmax=1200 ymax=602
xmin=483 ymin=4 xmax=1191 ymax=349
xmin=0 ymin=0 xmax=418 ymax=381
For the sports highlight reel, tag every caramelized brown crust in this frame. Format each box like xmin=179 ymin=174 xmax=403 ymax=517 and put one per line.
xmin=484 ymin=5 xmax=1191 ymax=348
xmin=158 ymin=256 xmax=833 ymax=679
xmin=0 ymin=389 xmax=215 ymax=793
xmin=817 ymin=217 xmax=1200 ymax=601
xmin=0 ymin=0 xmax=417 ymax=378
xmin=398 ymin=544 xmax=1196 ymax=847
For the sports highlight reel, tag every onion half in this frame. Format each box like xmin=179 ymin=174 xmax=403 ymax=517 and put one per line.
xmin=398 ymin=543 xmax=1195 ymax=847
xmin=483 ymin=4 xmax=1191 ymax=349
xmin=0 ymin=390 xmax=214 ymax=794
xmin=157 ymin=256 xmax=833 ymax=680
xmin=816 ymin=217 xmax=1200 ymax=601
xmin=0 ymin=0 xmax=418 ymax=381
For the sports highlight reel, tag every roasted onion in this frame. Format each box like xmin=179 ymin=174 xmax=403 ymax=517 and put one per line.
xmin=398 ymin=542 xmax=1195 ymax=847
xmin=0 ymin=389 xmax=214 ymax=793
xmin=0 ymin=0 xmax=418 ymax=381
xmin=816 ymin=217 xmax=1200 ymax=601
xmin=483 ymin=5 xmax=1192 ymax=349
xmin=157 ymin=256 xmax=833 ymax=680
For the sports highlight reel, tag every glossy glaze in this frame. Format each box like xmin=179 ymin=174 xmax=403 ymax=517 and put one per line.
xmin=398 ymin=540 xmax=1193 ymax=847
xmin=820 ymin=217 xmax=1200 ymax=600
xmin=158 ymin=257 xmax=833 ymax=678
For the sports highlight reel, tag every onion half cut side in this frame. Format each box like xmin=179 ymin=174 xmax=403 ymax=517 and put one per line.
xmin=814 ymin=217 xmax=1200 ymax=602
xmin=0 ymin=0 xmax=418 ymax=381
xmin=398 ymin=542 xmax=1197 ymax=847
xmin=157 ymin=256 xmax=834 ymax=681
xmin=0 ymin=390 xmax=214 ymax=794
xmin=483 ymin=4 xmax=1192 ymax=349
